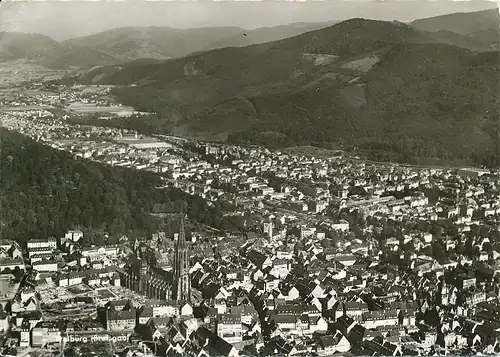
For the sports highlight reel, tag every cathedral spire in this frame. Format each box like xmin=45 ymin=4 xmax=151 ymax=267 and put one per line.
xmin=174 ymin=214 xmax=190 ymax=302
xmin=178 ymin=214 xmax=186 ymax=248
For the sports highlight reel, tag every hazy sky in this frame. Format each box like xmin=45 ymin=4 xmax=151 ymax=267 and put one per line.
xmin=0 ymin=0 xmax=497 ymax=41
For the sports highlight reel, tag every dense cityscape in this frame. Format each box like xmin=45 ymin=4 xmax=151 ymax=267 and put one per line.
xmin=0 ymin=82 xmax=499 ymax=357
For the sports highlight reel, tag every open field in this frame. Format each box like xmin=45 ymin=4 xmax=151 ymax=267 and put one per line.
xmin=66 ymin=101 xmax=138 ymax=117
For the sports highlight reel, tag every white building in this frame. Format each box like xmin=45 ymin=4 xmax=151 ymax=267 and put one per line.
xmin=32 ymin=260 xmax=58 ymax=272
xmin=27 ymin=238 xmax=57 ymax=250
xmin=217 ymin=314 xmax=243 ymax=343
xmin=65 ymin=230 xmax=83 ymax=242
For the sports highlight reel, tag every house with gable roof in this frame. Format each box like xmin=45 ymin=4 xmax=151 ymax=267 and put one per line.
xmin=317 ymin=332 xmax=351 ymax=355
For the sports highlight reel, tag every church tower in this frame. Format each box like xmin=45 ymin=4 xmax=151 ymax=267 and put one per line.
xmin=173 ymin=216 xmax=190 ymax=301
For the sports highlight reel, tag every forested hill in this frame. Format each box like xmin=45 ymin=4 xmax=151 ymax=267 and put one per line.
xmin=0 ymin=129 xmax=234 ymax=246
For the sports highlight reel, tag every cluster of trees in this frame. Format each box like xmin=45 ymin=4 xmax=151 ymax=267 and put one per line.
xmin=227 ymin=128 xmax=338 ymax=149
xmin=228 ymin=126 xmax=500 ymax=168
xmin=69 ymin=113 xmax=175 ymax=136
xmin=0 ymin=129 xmax=240 ymax=246
xmin=262 ymin=172 xmax=287 ymax=192
xmin=1 ymin=128 xmax=166 ymax=244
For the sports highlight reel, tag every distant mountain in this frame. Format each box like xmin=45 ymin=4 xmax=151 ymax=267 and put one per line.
xmin=0 ymin=24 xmax=342 ymax=69
xmin=411 ymin=8 xmax=499 ymax=35
xmin=0 ymin=32 xmax=59 ymax=60
xmin=52 ymin=23 xmax=340 ymax=66
xmin=61 ymin=26 xmax=246 ymax=61
xmin=205 ymin=22 xmax=338 ymax=49
xmin=1 ymin=12 xmax=497 ymax=69
xmin=82 ymin=18 xmax=492 ymax=86
xmin=74 ymin=18 xmax=499 ymax=166
xmin=411 ymin=8 xmax=500 ymax=50
xmin=0 ymin=32 xmax=122 ymax=69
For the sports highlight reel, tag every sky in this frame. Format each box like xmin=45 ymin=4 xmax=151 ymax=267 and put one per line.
xmin=0 ymin=0 xmax=498 ymax=41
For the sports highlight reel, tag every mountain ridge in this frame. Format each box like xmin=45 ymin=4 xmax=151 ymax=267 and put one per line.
xmin=0 ymin=22 xmax=341 ymax=69
xmin=2 ymin=9 xmax=498 ymax=69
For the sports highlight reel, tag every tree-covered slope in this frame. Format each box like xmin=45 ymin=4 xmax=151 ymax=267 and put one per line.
xmin=0 ymin=129 xmax=233 ymax=245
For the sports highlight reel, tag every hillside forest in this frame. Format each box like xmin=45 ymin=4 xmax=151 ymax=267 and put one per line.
xmin=0 ymin=129 xmax=242 ymax=246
